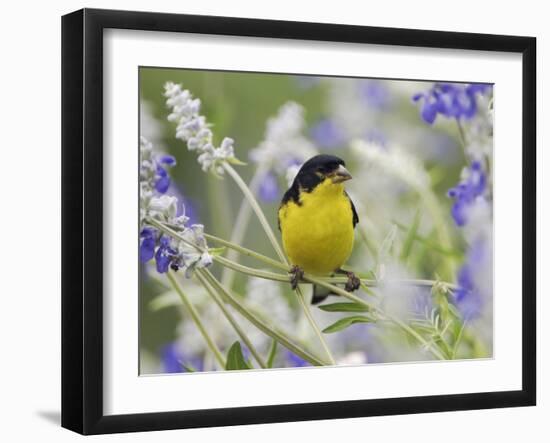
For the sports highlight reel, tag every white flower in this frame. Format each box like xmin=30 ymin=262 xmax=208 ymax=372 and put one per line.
xmin=140 ymin=101 xmax=165 ymax=146
xmin=243 ymin=277 xmax=295 ymax=351
xmin=169 ymin=224 xmax=213 ymax=278
xmin=164 ymin=82 xmax=237 ymax=174
xmin=147 ymin=195 xmax=178 ymax=222
xmin=337 ymin=351 xmax=368 ymax=366
xmin=249 ymin=101 xmax=317 ymax=176
xmin=351 ymin=139 xmax=430 ymax=192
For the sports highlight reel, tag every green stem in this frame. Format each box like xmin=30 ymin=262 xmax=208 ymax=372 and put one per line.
xmin=295 ymin=285 xmax=336 ymax=365
xmin=379 ymin=312 xmax=447 ymax=360
xmin=166 ymin=271 xmax=226 ymax=368
xmin=205 ymin=232 xmax=286 ymax=270
xmin=194 ymin=271 xmax=267 ymax=368
xmin=198 ymin=269 xmax=329 ymax=366
xmin=222 ymin=162 xmax=335 ymax=365
xmin=221 ymin=164 xmax=269 ymax=287
xmin=451 ymin=320 xmax=467 ymax=359
xmin=223 ymin=162 xmax=286 ymax=262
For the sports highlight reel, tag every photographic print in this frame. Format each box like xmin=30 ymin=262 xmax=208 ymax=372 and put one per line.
xmin=62 ymin=9 xmax=535 ymax=433
xmin=138 ymin=67 xmax=494 ymax=374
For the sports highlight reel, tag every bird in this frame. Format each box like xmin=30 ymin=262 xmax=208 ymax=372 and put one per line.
xmin=278 ymin=154 xmax=360 ymax=304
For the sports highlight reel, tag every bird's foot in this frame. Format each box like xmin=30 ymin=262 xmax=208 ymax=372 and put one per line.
xmin=344 ymin=271 xmax=361 ymax=292
xmin=289 ymin=265 xmax=304 ymax=290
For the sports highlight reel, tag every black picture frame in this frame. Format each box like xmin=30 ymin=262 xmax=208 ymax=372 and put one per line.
xmin=61 ymin=8 xmax=536 ymax=435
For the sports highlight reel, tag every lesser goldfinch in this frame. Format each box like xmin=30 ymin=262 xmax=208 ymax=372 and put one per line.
xmin=278 ymin=154 xmax=360 ymax=304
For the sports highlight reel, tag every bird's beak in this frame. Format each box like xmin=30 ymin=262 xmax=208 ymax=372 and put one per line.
xmin=330 ymin=164 xmax=352 ymax=183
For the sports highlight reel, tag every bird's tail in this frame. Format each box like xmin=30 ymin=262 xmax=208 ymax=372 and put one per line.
xmin=311 ymin=284 xmax=337 ymax=305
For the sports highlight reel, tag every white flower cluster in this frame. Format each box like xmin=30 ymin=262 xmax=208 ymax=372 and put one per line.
xmin=164 ymin=82 xmax=236 ymax=174
xmin=249 ymin=101 xmax=317 ymax=182
xmin=170 ymin=224 xmax=213 ymax=278
xmin=351 ymin=139 xmax=430 ymax=192
xmin=140 ymin=136 xmax=156 ymax=183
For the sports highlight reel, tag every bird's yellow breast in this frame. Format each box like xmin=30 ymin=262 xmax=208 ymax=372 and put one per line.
xmin=279 ymin=179 xmax=355 ymax=275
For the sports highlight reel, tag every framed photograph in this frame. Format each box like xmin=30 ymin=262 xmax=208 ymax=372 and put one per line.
xmin=61 ymin=8 xmax=536 ymax=435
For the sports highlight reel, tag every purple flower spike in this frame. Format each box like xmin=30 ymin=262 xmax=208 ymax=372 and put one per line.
xmin=155 ymin=236 xmax=177 ymax=273
xmin=160 ymin=155 xmax=176 ymax=166
xmin=258 ymin=171 xmax=280 ymax=203
xmin=412 ymin=82 xmax=490 ymax=124
xmin=139 ymin=228 xmax=156 ymax=263
xmin=447 ymin=161 xmax=487 ymax=226
xmin=310 ymin=118 xmax=346 ymax=149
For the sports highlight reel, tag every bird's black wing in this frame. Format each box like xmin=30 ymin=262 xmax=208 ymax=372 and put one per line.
xmin=345 ymin=191 xmax=359 ymax=227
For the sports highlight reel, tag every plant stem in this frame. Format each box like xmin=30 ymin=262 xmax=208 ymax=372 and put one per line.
xmin=222 ymin=162 xmax=336 ymax=365
xmin=194 ymin=271 xmax=267 ymax=368
xmin=205 ymin=232 xmax=287 ymax=270
xmin=198 ymin=269 xmax=329 ymax=366
xmin=166 ymin=271 xmax=226 ymax=368
xmin=223 ymin=163 xmax=286 ymax=262
xmin=221 ymin=164 xmax=269 ymax=287
xmin=378 ymin=311 xmax=447 ymax=360
xmin=295 ymin=285 xmax=336 ymax=365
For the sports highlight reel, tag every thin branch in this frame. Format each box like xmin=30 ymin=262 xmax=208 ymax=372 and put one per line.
xmin=194 ymin=271 xmax=267 ymax=368
xmin=198 ymin=269 xmax=329 ymax=367
xmin=166 ymin=271 xmax=226 ymax=368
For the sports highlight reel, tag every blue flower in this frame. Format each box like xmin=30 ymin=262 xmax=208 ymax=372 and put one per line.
xmin=413 ymin=83 xmax=490 ymax=125
xmin=359 ymin=80 xmax=391 ymax=110
xmin=285 ymin=350 xmax=310 ymax=368
xmin=154 ymin=236 xmax=178 ymax=273
xmin=310 ymin=118 xmax=346 ymax=149
xmin=154 ymin=164 xmax=171 ymax=193
xmin=161 ymin=342 xmax=204 ymax=373
xmin=454 ymin=240 xmax=487 ymax=319
xmin=447 ymin=161 xmax=487 ymax=226
xmin=160 ymin=155 xmax=176 ymax=166
xmin=258 ymin=171 xmax=280 ymax=203
xmin=161 ymin=342 xmax=184 ymax=373
xmin=364 ymin=128 xmax=387 ymax=147
xmin=139 ymin=228 xmax=156 ymax=263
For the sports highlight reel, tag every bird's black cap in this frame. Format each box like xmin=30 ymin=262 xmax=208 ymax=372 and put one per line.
xmin=298 ymin=154 xmax=346 ymax=174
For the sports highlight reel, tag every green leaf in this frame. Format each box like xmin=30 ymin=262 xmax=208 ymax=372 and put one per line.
xmin=318 ymin=302 xmax=370 ymax=313
xmin=376 ymin=224 xmax=397 ymax=279
xmin=266 ymin=339 xmax=278 ymax=368
xmin=400 ymin=210 xmax=421 ymax=261
xmin=393 ymin=220 xmax=461 ymax=257
xmin=207 ymin=246 xmax=226 ymax=256
xmin=181 ymin=363 xmax=197 ymax=372
xmin=322 ymin=315 xmax=375 ymax=334
xmin=379 ymin=224 xmax=398 ymax=260
xmin=225 ymin=341 xmax=251 ymax=370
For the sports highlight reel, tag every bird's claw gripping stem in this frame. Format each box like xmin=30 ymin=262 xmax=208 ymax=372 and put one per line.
xmin=289 ymin=265 xmax=304 ymax=290
xmin=344 ymin=271 xmax=361 ymax=292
